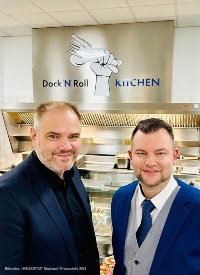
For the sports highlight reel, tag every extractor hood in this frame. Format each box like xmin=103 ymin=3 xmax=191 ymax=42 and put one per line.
xmin=1 ymin=102 xmax=200 ymax=153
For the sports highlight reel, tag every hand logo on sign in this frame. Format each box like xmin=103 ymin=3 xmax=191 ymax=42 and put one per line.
xmin=68 ymin=34 xmax=122 ymax=96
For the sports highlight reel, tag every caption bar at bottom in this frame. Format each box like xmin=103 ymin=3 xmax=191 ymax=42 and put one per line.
xmin=5 ymin=267 xmax=86 ymax=271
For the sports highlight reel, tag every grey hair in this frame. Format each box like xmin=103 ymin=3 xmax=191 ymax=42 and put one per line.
xmin=33 ymin=101 xmax=81 ymax=130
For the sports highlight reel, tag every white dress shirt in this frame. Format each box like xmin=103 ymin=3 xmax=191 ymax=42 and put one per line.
xmin=135 ymin=175 xmax=178 ymax=230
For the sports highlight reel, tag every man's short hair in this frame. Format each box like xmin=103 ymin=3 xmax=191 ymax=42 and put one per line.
xmin=131 ymin=118 xmax=174 ymax=142
xmin=34 ymin=101 xmax=81 ymax=130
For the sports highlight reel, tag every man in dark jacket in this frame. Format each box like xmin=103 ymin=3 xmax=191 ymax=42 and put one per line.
xmin=0 ymin=101 xmax=100 ymax=274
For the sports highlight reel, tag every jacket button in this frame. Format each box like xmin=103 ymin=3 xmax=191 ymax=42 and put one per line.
xmin=134 ymin=260 xmax=139 ymax=265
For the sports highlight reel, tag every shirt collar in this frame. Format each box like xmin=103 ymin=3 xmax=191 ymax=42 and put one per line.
xmin=137 ymin=175 xmax=178 ymax=211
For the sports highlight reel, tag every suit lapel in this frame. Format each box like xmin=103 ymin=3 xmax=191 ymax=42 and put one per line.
xmin=71 ymin=169 xmax=92 ymax=225
xmin=25 ymin=157 xmax=80 ymax=269
xmin=113 ymin=182 xmax=138 ymax=266
xmin=150 ymin=186 xmax=191 ymax=274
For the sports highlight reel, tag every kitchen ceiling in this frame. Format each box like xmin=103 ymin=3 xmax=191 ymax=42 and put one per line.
xmin=0 ymin=0 xmax=200 ymax=37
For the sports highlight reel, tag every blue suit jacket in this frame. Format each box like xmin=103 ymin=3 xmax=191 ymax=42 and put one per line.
xmin=0 ymin=152 xmax=99 ymax=274
xmin=111 ymin=178 xmax=200 ymax=275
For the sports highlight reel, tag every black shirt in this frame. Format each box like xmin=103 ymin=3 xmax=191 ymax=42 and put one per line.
xmin=32 ymin=152 xmax=96 ymax=274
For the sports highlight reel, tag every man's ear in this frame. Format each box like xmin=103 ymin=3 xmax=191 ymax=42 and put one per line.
xmin=30 ymin=127 xmax=37 ymax=147
xmin=173 ymin=148 xmax=179 ymax=165
xmin=128 ymin=149 xmax=132 ymax=160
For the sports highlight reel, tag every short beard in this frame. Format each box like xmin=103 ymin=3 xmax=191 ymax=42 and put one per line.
xmin=36 ymin=150 xmax=77 ymax=175
xmin=138 ymin=173 xmax=171 ymax=188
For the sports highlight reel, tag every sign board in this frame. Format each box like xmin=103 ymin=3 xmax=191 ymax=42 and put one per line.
xmin=32 ymin=21 xmax=174 ymax=103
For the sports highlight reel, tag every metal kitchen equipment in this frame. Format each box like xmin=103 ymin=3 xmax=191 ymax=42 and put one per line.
xmin=115 ymin=153 xmax=129 ymax=169
xmin=1 ymin=102 xmax=200 ymax=155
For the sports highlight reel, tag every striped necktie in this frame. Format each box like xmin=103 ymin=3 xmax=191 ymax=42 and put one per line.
xmin=136 ymin=199 xmax=155 ymax=247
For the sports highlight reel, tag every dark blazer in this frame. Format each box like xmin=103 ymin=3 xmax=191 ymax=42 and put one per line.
xmin=111 ymin=178 xmax=200 ymax=275
xmin=0 ymin=152 xmax=99 ymax=274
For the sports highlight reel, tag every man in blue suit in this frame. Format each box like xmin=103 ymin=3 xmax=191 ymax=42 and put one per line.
xmin=111 ymin=118 xmax=200 ymax=275
xmin=0 ymin=101 xmax=100 ymax=274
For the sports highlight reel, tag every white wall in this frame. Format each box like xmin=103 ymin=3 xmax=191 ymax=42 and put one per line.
xmin=0 ymin=27 xmax=200 ymax=168
xmin=3 ymin=36 xmax=33 ymax=102
xmin=0 ymin=36 xmax=32 ymax=169
xmin=0 ymin=38 xmax=3 ymax=99
xmin=172 ymin=27 xmax=200 ymax=103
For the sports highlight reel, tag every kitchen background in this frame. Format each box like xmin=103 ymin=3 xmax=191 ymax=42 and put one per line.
xmin=0 ymin=1 xmax=200 ymax=169
xmin=1 ymin=1 xmax=200 ymax=260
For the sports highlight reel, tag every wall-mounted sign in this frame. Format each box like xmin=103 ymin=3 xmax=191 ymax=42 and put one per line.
xmin=32 ymin=21 xmax=174 ymax=103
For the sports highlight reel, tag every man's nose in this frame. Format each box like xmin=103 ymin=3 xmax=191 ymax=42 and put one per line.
xmin=144 ymin=155 xmax=156 ymax=165
xmin=59 ymin=138 xmax=73 ymax=150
